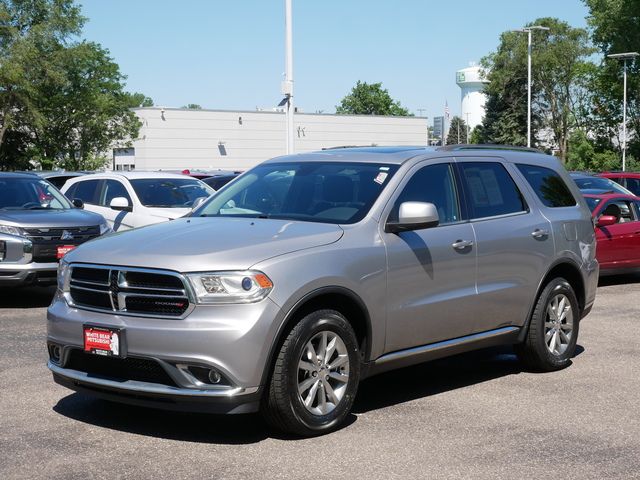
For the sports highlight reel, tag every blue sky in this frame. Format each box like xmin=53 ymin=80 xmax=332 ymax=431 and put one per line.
xmin=79 ymin=0 xmax=591 ymax=119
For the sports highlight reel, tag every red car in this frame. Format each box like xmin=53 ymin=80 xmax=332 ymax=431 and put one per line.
xmin=599 ymin=172 xmax=640 ymax=196
xmin=584 ymin=193 xmax=640 ymax=274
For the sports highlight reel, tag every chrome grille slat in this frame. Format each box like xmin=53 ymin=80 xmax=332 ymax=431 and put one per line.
xmin=67 ymin=264 xmax=191 ymax=318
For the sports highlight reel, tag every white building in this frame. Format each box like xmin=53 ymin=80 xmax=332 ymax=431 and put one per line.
xmin=456 ymin=64 xmax=489 ymax=132
xmin=113 ymin=108 xmax=428 ymax=171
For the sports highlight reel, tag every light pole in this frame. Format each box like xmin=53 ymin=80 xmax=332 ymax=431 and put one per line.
xmin=607 ymin=52 xmax=639 ymax=171
xmin=464 ymin=112 xmax=470 ymax=143
xmin=282 ymin=0 xmax=294 ymax=154
xmin=513 ymin=25 xmax=549 ymax=148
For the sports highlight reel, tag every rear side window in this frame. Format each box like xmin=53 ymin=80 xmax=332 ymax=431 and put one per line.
xmin=459 ymin=162 xmax=527 ymax=219
xmin=516 ymin=164 xmax=577 ymax=208
xmin=69 ymin=179 xmax=100 ymax=204
xmin=625 ymin=178 xmax=640 ymax=196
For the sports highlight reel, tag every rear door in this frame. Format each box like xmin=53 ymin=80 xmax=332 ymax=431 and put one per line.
xmin=457 ymin=159 xmax=555 ymax=334
xmin=383 ymin=160 xmax=478 ymax=351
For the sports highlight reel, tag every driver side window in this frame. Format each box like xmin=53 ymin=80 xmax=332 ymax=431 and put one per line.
xmin=389 ymin=163 xmax=460 ymax=224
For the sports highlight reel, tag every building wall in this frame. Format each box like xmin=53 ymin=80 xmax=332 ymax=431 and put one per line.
xmin=118 ymin=108 xmax=427 ymax=171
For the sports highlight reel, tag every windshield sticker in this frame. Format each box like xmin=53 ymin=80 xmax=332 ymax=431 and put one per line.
xmin=374 ymin=172 xmax=388 ymax=185
xmin=379 ymin=166 xmax=390 ymax=171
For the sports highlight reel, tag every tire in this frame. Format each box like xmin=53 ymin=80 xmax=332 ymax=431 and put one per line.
xmin=515 ymin=277 xmax=580 ymax=371
xmin=263 ymin=309 xmax=361 ymax=436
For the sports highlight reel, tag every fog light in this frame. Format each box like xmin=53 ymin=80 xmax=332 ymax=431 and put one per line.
xmin=208 ymin=369 xmax=222 ymax=384
xmin=49 ymin=344 xmax=62 ymax=363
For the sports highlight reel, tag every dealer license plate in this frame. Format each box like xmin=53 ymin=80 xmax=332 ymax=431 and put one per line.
xmin=83 ymin=325 xmax=123 ymax=357
xmin=56 ymin=245 xmax=76 ymax=259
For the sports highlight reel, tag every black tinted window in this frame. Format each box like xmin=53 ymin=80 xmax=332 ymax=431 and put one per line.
xmin=71 ymin=179 xmax=100 ymax=204
xmin=101 ymin=180 xmax=131 ymax=206
xmin=130 ymin=178 xmax=214 ymax=208
xmin=626 ymin=178 xmax=640 ymax=196
xmin=390 ymin=163 xmax=460 ymax=224
xmin=196 ymin=162 xmax=398 ymax=224
xmin=460 ymin=162 xmax=527 ymax=219
xmin=516 ymin=164 xmax=576 ymax=208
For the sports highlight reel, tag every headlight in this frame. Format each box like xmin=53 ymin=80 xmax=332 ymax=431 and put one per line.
xmin=186 ymin=271 xmax=273 ymax=304
xmin=57 ymin=260 xmax=71 ymax=292
xmin=99 ymin=221 xmax=112 ymax=235
xmin=0 ymin=224 xmax=25 ymax=237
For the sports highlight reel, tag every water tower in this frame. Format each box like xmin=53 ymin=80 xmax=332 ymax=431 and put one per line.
xmin=456 ymin=63 xmax=488 ymax=132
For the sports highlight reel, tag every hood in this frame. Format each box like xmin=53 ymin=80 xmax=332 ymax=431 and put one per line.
xmin=146 ymin=207 xmax=192 ymax=220
xmin=65 ymin=217 xmax=344 ymax=271
xmin=0 ymin=209 xmax=105 ymax=228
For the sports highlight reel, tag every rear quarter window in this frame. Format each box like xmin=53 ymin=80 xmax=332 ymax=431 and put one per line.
xmin=516 ymin=164 xmax=577 ymax=208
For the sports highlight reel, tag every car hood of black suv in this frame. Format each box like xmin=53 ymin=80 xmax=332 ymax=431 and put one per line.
xmin=0 ymin=208 xmax=104 ymax=228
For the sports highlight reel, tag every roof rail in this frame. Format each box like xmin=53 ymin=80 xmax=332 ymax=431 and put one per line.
xmin=321 ymin=145 xmax=373 ymax=150
xmin=437 ymin=144 xmax=543 ymax=154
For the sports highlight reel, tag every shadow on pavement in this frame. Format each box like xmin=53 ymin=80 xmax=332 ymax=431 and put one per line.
xmin=598 ymin=272 xmax=640 ymax=287
xmin=52 ymin=344 xmax=584 ymax=442
xmin=0 ymin=286 xmax=55 ymax=308
xmin=53 ymin=393 xmax=271 ymax=444
xmin=353 ymin=345 xmax=583 ymax=414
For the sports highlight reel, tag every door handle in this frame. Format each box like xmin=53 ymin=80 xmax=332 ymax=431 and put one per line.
xmin=531 ymin=229 xmax=549 ymax=239
xmin=452 ymin=239 xmax=474 ymax=250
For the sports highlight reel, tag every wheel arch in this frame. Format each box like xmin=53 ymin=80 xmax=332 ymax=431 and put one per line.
xmin=518 ymin=259 xmax=586 ymax=343
xmin=259 ymin=286 xmax=372 ymax=387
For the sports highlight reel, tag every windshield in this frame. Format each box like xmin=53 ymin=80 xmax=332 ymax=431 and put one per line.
xmin=130 ymin=178 xmax=214 ymax=208
xmin=584 ymin=197 xmax=602 ymax=212
xmin=0 ymin=177 xmax=72 ymax=210
xmin=573 ymin=176 xmax=632 ymax=195
xmin=194 ymin=162 xmax=399 ymax=224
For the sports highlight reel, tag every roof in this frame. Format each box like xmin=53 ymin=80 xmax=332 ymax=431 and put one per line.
xmin=0 ymin=172 xmax=40 ymax=179
xmin=582 ymin=193 xmax=640 ymax=200
xmin=263 ymin=145 xmax=558 ymax=166
xmin=600 ymin=172 xmax=640 ymax=178
xmin=77 ymin=171 xmax=197 ymax=180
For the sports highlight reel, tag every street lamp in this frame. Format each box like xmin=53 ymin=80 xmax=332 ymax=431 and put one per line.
xmin=513 ymin=25 xmax=550 ymax=148
xmin=282 ymin=0 xmax=294 ymax=155
xmin=607 ymin=52 xmax=639 ymax=171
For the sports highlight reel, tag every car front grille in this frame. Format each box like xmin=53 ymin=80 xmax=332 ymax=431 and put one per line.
xmin=65 ymin=349 xmax=177 ymax=387
xmin=68 ymin=265 xmax=191 ymax=318
xmin=24 ymin=226 xmax=101 ymax=262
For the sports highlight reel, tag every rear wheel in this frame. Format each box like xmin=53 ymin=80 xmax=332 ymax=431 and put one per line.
xmin=263 ymin=309 xmax=360 ymax=436
xmin=516 ymin=277 xmax=579 ymax=371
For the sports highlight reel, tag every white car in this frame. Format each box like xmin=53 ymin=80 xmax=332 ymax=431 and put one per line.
xmin=61 ymin=172 xmax=214 ymax=231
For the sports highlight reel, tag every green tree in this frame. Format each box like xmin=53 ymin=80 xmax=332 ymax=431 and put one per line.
xmin=446 ymin=116 xmax=469 ymax=144
xmin=584 ymin=0 xmax=640 ymax=161
xmin=125 ymin=92 xmax=154 ymax=108
xmin=0 ymin=0 xmax=146 ymax=170
xmin=182 ymin=103 xmax=202 ymax=110
xmin=336 ymin=81 xmax=412 ymax=116
xmin=478 ymin=18 xmax=595 ymax=162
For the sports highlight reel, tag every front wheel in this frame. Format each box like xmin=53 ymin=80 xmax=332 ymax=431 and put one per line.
xmin=515 ymin=277 xmax=580 ymax=371
xmin=263 ymin=309 xmax=361 ymax=436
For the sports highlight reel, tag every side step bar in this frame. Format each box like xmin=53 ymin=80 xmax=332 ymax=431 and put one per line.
xmin=366 ymin=326 xmax=520 ymax=377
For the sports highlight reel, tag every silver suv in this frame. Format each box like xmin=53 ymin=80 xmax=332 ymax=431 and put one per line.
xmin=47 ymin=146 xmax=598 ymax=436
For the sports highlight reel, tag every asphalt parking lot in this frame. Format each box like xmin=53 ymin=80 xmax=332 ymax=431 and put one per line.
xmin=1 ymin=277 xmax=639 ymax=480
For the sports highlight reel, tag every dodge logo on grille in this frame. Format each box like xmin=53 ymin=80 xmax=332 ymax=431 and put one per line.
xmin=60 ymin=230 xmax=74 ymax=240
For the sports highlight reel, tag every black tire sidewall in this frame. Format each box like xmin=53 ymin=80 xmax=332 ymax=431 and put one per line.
xmin=282 ymin=310 xmax=360 ymax=434
xmin=533 ymin=279 xmax=580 ymax=368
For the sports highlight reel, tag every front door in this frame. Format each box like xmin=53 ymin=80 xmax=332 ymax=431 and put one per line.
xmin=596 ymin=199 xmax=640 ymax=270
xmin=383 ymin=161 xmax=478 ymax=352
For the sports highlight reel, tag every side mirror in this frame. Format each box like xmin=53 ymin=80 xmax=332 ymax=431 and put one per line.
xmin=596 ymin=215 xmax=617 ymax=228
xmin=386 ymin=202 xmax=440 ymax=233
xmin=110 ymin=197 xmax=132 ymax=212
xmin=191 ymin=196 xmax=207 ymax=210
xmin=72 ymin=198 xmax=84 ymax=209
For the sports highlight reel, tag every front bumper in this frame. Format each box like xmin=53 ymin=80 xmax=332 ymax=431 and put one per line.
xmin=0 ymin=233 xmax=57 ymax=286
xmin=47 ymin=293 xmax=284 ymax=413
xmin=49 ymin=361 xmax=262 ymax=414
